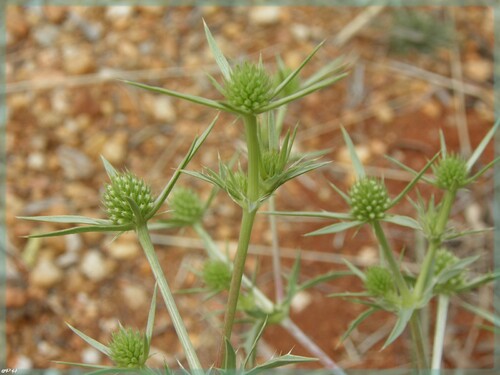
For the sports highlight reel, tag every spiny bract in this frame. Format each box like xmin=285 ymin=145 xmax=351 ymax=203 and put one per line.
xmin=169 ymin=188 xmax=205 ymax=225
xmin=109 ymin=327 xmax=148 ymax=368
xmin=103 ymin=172 xmax=154 ymax=225
xmin=223 ymin=62 xmax=274 ymax=113
xmin=349 ymin=178 xmax=391 ymax=222
xmin=433 ymin=154 xmax=468 ymax=191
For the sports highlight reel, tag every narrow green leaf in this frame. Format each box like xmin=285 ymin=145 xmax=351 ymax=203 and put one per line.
xmin=458 ymin=300 xmax=500 ymax=327
xmin=100 ymin=155 xmax=118 ymax=179
xmin=148 ymin=116 xmax=216 ymax=219
xmin=341 ymin=126 xmax=365 ymax=179
xmin=18 ymin=215 xmax=109 ymax=225
xmin=340 ymin=307 xmax=378 ymax=343
xmin=243 ymin=317 xmax=268 ymax=369
xmin=259 ymin=73 xmax=347 ymax=113
xmin=389 ymin=152 xmax=440 ymax=208
xmin=301 ymin=57 xmax=346 ymax=88
xmin=329 ymin=291 xmax=371 ymax=299
xmin=456 ymin=271 xmax=500 ymax=293
xmin=434 ymin=255 xmax=480 ymax=285
xmin=298 ymin=270 xmax=352 ymax=292
xmin=306 ymin=220 xmax=363 ymax=236
xmin=382 ymin=308 xmax=414 ymax=349
xmin=25 ymin=224 xmax=131 ymax=238
xmin=246 ymin=354 xmax=317 ymax=375
xmin=263 ymin=210 xmax=353 ymax=221
xmin=444 ymin=227 xmax=493 ymax=241
xmin=203 ymin=19 xmax=232 ymax=81
xmin=271 ymin=41 xmax=325 ymax=99
xmin=465 ymin=156 xmax=500 ymax=185
xmin=439 ymin=129 xmax=447 ymax=158
xmin=223 ymin=337 xmax=237 ymax=370
xmin=122 ymin=80 xmax=228 ymax=112
xmin=284 ymin=253 xmax=301 ymax=305
xmin=342 ymin=258 xmax=366 ymax=281
xmin=52 ymin=362 xmax=115 ymax=370
xmin=466 ymin=118 xmax=499 ymax=171
xmin=382 ymin=215 xmax=421 ymax=230
xmin=328 ymin=181 xmax=351 ymax=204
xmin=66 ymin=323 xmax=111 ymax=356
xmin=146 ymin=284 xmax=157 ymax=343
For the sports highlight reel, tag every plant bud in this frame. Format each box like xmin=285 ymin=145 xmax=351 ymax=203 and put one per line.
xmin=364 ymin=266 xmax=396 ymax=298
xmin=433 ymin=154 xmax=468 ymax=191
xmin=103 ymin=172 xmax=154 ymax=225
xmin=434 ymin=248 xmax=465 ymax=294
xmin=109 ymin=327 xmax=148 ymax=369
xmin=349 ymin=178 xmax=391 ymax=222
xmin=223 ymin=62 xmax=274 ymax=113
xmin=202 ymin=260 xmax=232 ymax=291
xmin=170 ymin=188 xmax=205 ymax=225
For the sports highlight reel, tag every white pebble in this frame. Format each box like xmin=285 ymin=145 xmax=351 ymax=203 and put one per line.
xmin=80 ymin=250 xmax=108 ymax=282
xmin=249 ymin=6 xmax=281 ymax=25
xmin=31 ymin=258 xmax=63 ymax=288
xmin=82 ymin=347 xmax=102 ymax=364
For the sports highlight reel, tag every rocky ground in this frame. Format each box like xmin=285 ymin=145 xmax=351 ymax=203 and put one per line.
xmin=5 ymin=5 xmax=496 ymax=371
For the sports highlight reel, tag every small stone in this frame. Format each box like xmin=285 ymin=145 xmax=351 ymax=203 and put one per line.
xmin=6 ymin=286 xmax=27 ymax=308
xmin=122 ymin=283 xmax=148 ymax=310
xmin=464 ymin=58 xmax=493 ymax=83
xmin=57 ymin=146 xmax=94 ymax=180
xmin=291 ymin=291 xmax=312 ymax=313
xmin=27 ymin=152 xmax=46 ymax=171
xmin=358 ymin=246 xmax=378 ymax=265
xmin=106 ymin=235 xmax=140 ymax=260
xmin=101 ymin=131 xmax=129 ymax=165
xmin=291 ymin=24 xmax=311 ymax=41
xmin=31 ymin=258 xmax=63 ymax=289
xmin=33 ymin=24 xmax=59 ymax=47
xmin=44 ymin=6 xmax=67 ymax=24
xmin=80 ymin=250 xmax=109 ymax=282
xmin=464 ymin=203 xmax=486 ymax=230
xmin=82 ymin=347 xmax=101 ymax=364
xmin=63 ymin=45 xmax=96 ymax=75
xmin=249 ymin=6 xmax=282 ymax=25
xmin=153 ymin=96 xmax=177 ymax=122
xmin=106 ymin=6 xmax=134 ymax=19
xmin=15 ymin=354 xmax=33 ymax=369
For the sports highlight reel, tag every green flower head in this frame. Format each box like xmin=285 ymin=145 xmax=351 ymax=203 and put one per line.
xmin=434 ymin=248 xmax=466 ymax=294
xmin=109 ymin=327 xmax=148 ymax=369
xmin=203 ymin=260 xmax=232 ymax=291
xmin=349 ymin=178 xmax=391 ymax=222
xmin=169 ymin=188 xmax=205 ymax=225
xmin=103 ymin=172 xmax=154 ymax=225
xmin=365 ymin=266 xmax=396 ymax=298
xmin=223 ymin=62 xmax=274 ymax=114
xmin=433 ymin=154 xmax=468 ymax=191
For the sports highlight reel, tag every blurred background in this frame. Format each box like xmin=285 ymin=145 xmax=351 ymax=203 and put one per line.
xmin=5 ymin=5 xmax=496 ymax=370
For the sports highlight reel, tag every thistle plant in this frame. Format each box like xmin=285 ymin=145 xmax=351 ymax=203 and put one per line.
xmin=18 ymin=20 xmax=498 ymax=373
xmin=270 ymin=120 xmax=500 ymax=369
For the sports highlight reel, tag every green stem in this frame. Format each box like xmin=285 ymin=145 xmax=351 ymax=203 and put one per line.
xmin=413 ymin=190 xmax=456 ymax=300
xmin=432 ymin=294 xmax=450 ymax=370
xmin=221 ymin=114 xmax=261 ymax=367
xmin=409 ymin=313 xmax=429 ymax=369
xmin=371 ymin=220 xmax=410 ymax=300
xmin=136 ymin=223 xmax=202 ymax=372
